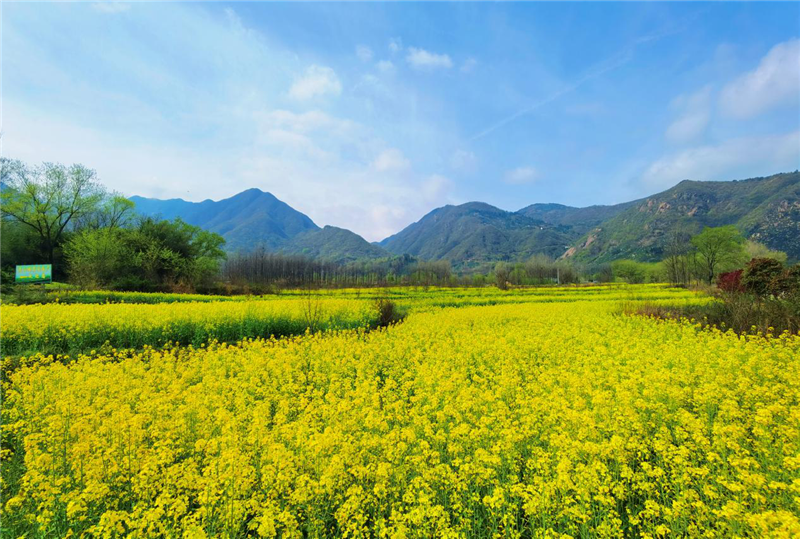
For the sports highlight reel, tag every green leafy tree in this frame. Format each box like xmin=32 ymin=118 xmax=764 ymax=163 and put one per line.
xmin=744 ymin=240 xmax=787 ymax=264
xmin=66 ymin=228 xmax=131 ymax=288
xmin=494 ymin=262 xmax=510 ymax=290
xmin=65 ymin=217 xmax=226 ymax=291
xmin=612 ymin=259 xmax=647 ymax=284
xmin=691 ymin=226 xmax=746 ymax=284
xmin=1 ymin=159 xmax=104 ymax=266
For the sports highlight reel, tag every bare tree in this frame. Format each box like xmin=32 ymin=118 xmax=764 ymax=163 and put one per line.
xmin=663 ymin=229 xmax=693 ymax=285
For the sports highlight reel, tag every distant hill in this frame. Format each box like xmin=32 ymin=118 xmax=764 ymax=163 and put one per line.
xmin=379 ymin=202 xmax=575 ymax=269
xmin=562 ymin=171 xmax=800 ymax=263
xmin=131 ymin=189 xmax=318 ymax=252
xmin=281 ymin=226 xmax=390 ymax=264
xmin=132 ymin=171 xmax=800 ymax=268
xmin=517 ymin=201 xmax=635 ymax=235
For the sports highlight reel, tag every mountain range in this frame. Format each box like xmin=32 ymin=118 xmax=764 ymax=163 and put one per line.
xmin=131 ymin=170 xmax=800 ymax=267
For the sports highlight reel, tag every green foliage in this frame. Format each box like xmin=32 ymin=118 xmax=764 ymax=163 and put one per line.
xmin=611 ymin=260 xmax=664 ymax=284
xmin=494 ymin=262 xmax=510 ymax=289
xmin=744 ymin=240 xmax=787 ymax=264
xmin=742 ymin=258 xmax=800 ymax=299
xmin=742 ymin=258 xmax=786 ymax=297
xmin=65 ymin=217 xmax=226 ymax=291
xmin=0 ymin=159 xmax=105 ymax=269
xmin=691 ymin=226 xmax=746 ymax=284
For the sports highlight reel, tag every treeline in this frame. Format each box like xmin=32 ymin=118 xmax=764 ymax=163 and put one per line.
xmin=609 ymin=225 xmax=792 ymax=286
xmin=1 ymin=159 xmax=225 ymax=292
xmin=224 ymin=251 xmax=460 ymax=288
xmin=222 ymin=250 xmax=587 ymax=290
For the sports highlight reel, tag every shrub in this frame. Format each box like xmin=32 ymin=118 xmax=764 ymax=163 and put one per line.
xmin=742 ymin=258 xmax=785 ymax=297
xmin=375 ymin=298 xmax=402 ymax=327
xmin=717 ymin=270 xmax=744 ymax=293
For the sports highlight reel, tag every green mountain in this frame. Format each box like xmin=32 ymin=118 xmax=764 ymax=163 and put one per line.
xmin=132 ymin=171 xmax=799 ymax=268
xmin=131 ymin=189 xmax=318 ymax=251
xmin=281 ymin=226 xmax=390 ymax=264
xmin=382 ymin=171 xmax=799 ymax=266
xmin=130 ymin=189 xmax=388 ymax=261
xmin=563 ymin=171 xmax=800 ymax=263
xmin=517 ymin=201 xmax=635 ymax=235
xmin=379 ymin=202 xmax=575 ymax=269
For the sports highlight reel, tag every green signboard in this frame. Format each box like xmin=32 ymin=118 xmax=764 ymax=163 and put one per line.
xmin=15 ymin=264 xmax=52 ymax=284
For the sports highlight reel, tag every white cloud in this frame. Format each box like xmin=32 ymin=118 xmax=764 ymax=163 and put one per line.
xmin=642 ymin=131 xmax=800 ymax=189
xmin=372 ymin=148 xmax=411 ymax=172
xmin=460 ymin=57 xmax=477 ymax=74
xmin=288 ymin=65 xmax=342 ymax=100
xmin=262 ymin=109 xmax=357 ymax=135
xmin=356 ymin=45 xmax=373 ymax=63
xmin=504 ymin=166 xmax=540 ymax=185
xmin=389 ymin=38 xmax=402 ymax=54
xmin=665 ymin=85 xmax=712 ymax=144
xmin=3 ymin=4 xmax=456 ymax=242
xmin=450 ymin=149 xmax=477 ymax=173
xmin=421 ymin=174 xmax=454 ymax=201
xmin=719 ymin=39 xmax=800 ymax=119
xmin=406 ymin=47 xmax=453 ymax=70
xmin=376 ymin=60 xmax=395 ymax=74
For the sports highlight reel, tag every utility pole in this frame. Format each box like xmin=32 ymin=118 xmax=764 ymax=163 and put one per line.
xmin=556 ymin=267 xmax=560 ymax=285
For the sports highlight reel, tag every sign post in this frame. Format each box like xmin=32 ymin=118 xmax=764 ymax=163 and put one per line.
xmin=15 ymin=264 xmax=53 ymax=284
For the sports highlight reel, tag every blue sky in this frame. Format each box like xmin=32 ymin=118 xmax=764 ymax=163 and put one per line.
xmin=3 ymin=2 xmax=799 ymax=241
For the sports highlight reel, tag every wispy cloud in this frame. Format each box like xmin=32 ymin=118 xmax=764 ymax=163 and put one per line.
xmin=372 ymin=148 xmax=411 ymax=172
xmin=450 ymin=149 xmax=477 ymax=173
xmin=719 ymin=38 xmax=800 ymax=119
xmin=376 ymin=60 xmax=395 ymax=74
xmin=356 ymin=45 xmax=373 ymax=63
xmin=470 ymin=24 xmax=689 ymax=142
xmin=505 ymin=166 xmax=539 ymax=185
xmin=406 ymin=47 xmax=453 ymax=70
xmin=665 ymin=85 xmax=712 ymax=144
xmin=460 ymin=57 xmax=477 ymax=74
xmin=288 ymin=65 xmax=342 ymax=100
xmin=641 ymin=131 xmax=800 ymax=189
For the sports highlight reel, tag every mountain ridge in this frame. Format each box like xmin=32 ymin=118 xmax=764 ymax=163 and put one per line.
xmin=131 ymin=171 xmax=800 ymax=267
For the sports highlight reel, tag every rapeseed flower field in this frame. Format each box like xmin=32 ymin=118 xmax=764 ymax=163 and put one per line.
xmin=1 ymin=298 xmax=377 ymax=357
xmin=2 ymin=285 xmax=799 ymax=537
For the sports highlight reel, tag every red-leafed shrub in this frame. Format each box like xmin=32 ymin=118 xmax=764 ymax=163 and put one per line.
xmin=717 ymin=270 xmax=744 ymax=293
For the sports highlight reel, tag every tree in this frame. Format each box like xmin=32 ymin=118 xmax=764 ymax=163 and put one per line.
xmin=64 ymin=217 xmax=226 ymax=291
xmin=612 ymin=259 xmax=647 ymax=284
xmin=76 ymin=195 xmax=136 ymax=230
xmin=66 ymin=227 xmax=130 ymax=288
xmin=744 ymin=240 xmax=787 ymax=264
xmin=742 ymin=258 xmax=785 ymax=297
xmin=494 ymin=262 xmax=510 ymax=290
xmin=1 ymin=159 xmax=104 ymax=266
xmin=691 ymin=226 xmax=746 ymax=284
xmin=663 ymin=229 xmax=693 ymax=285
